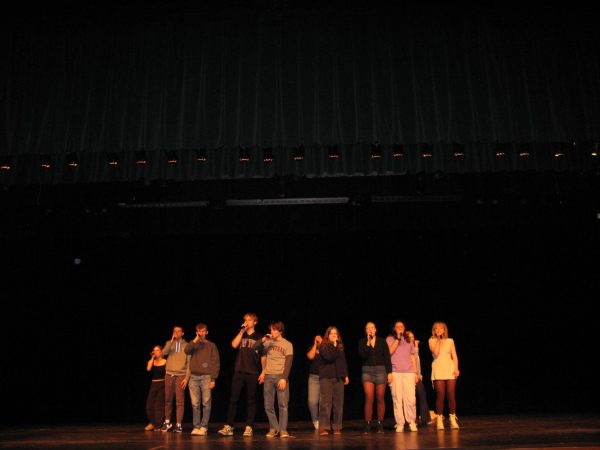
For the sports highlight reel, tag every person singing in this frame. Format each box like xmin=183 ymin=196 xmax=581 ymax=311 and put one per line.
xmin=318 ymin=327 xmax=349 ymax=436
xmin=429 ymin=321 xmax=460 ymax=430
xmin=358 ymin=321 xmax=392 ymax=434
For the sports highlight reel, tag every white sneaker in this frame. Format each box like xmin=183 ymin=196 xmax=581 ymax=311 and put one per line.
xmin=191 ymin=428 xmax=202 ymax=435
xmin=198 ymin=427 xmax=208 ymax=435
xmin=243 ymin=426 xmax=253 ymax=437
xmin=437 ymin=415 xmax=445 ymax=430
xmin=218 ymin=424 xmax=233 ymax=436
xmin=409 ymin=422 xmax=418 ymax=432
xmin=313 ymin=421 xmax=319 ymax=430
xmin=449 ymin=414 xmax=459 ymax=429
xmin=395 ymin=423 xmax=403 ymax=433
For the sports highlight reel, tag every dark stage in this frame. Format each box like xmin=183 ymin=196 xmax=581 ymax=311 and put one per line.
xmin=1 ymin=416 xmax=599 ymax=449
xmin=2 ymin=0 xmax=599 ymax=443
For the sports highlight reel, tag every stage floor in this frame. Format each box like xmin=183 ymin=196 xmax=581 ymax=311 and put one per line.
xmin=0 ymin=416 xmax=598 ymax=449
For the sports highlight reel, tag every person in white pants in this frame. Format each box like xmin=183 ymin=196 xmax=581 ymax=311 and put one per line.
xmin=386 ymin=321 xmax=418 ymax=432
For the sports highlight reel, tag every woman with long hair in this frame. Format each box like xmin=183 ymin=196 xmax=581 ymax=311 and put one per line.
xmin=429 ymin=321 xmax=460 ymax=430
xmin=145 ymin=345 xmax=167 ymax=431
xmin=386 ymin=321 xmax=418 ymax=432
xmin=318 ymin=327 xmax=349 ymax=436
xmin=358 ymin=321 xmax=392 ymax=434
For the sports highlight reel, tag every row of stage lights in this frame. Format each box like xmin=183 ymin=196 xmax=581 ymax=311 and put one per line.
xmin=1 ymin=142 xmax=599 ymax=171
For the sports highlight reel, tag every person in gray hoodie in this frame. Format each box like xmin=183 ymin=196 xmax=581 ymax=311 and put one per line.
xmin=160 ymin=325 xmax=190 ymax=433
xmin=185 ymin=323 xmax=220 ymax=436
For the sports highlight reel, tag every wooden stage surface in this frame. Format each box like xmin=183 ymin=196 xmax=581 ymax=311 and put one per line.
xmin=0 ymin=415 xmax=598 ymax=449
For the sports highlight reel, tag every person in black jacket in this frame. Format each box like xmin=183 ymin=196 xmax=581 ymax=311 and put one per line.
xmin=317 ymin=327 xmax=349 ymax=436
xmin=358 ymin=321 xmax=392 ymax=434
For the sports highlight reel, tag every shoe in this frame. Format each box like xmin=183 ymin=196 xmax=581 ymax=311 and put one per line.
xmin=144 ymin=423 xmax=154 ymax=431
xmin=333 ymin=430 xmax=342 ymax=435
xmin=375 ymin=421 xmax=384 ymax=434
xmin=279 ymin=431 xmax=292 ymax=438
xmin=449 ymin=413 xmax=459 ymax=429
xmin=394 ymin=423 xmax=403 ymax=433
xmin=191 ymin=428 xmax=202 ymax=435
xmin=409 ymin=422 xmax=418 ymax=432
xmin=173 ymin=423 xmax=183 ymax=433
xmin=313 ymin=420 xmax=319 ymax=430
xmin=319 ymin=430 xmax=329 ymax=436
xmin=361 ymin=422 xmax=371 ymax=434
xmin=243 ymin=426 xmax=253 ymax=437
xmin=217 ymin=425 xmax=234 ymax=436
xmin=161 ymin=421 xmax=173 ymax=432
xmin=266 ymin=429 xmax=279 ymax=438
xmin=437 ymin=415 xmax=445 ymax=430
xmin=198 ymin=427 xmax=208 ymax=436
xmin=429 ymin=410 xmax=438 ymax=421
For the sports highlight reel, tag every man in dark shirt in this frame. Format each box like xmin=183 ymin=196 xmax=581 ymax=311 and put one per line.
xmin=218 ymin=313 xmax=263 ymax=437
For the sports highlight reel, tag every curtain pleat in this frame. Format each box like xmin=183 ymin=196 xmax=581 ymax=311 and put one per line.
xmin=1 ymin=8 xmax=599 ymax=184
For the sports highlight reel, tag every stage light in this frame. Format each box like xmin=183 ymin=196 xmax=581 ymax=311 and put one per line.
xmin=239 ymin=146 xmax=250 ymax=162
xmin=328 ymin=144 xmax=340 ymax=159
xmin=196 ymin=148 xmax=208 ymax=162
xmin=135 ymin=150 xmax=148 ymax=165
xmin=370 ymin=143 xmax=382 ymax=159
xmin=392 ymin=144 xmax=404 ymax=157
xmin=519 ymin=143 xmax=530 ymax=157
xmin=552 ymin=143 xmax=566 ymax=158
xmin=591 ymin=141 xmax=599 ymax=157
xmin=66 ymin=152 xmax=79 ymax=167
xmin=226 ymin=197 xmax=349 ymax=206
xmin=293 ymin=145 xmax=305 ymax=161
xmin=495 ymin=143 xmax=507 ymax=157
xmin=452 ymin=143 xmax=465 ymax=157
xmin=0 ymin=156 xmax=12 ymax=171
xmin=107 ymin=152 xmax=119 ymax=166
xmin=40 ymin=154 xmax=52 ymax=169
xmin=263 ymin=148 xmax=274 ymax=163
xmin=166 ymin=150 xmax=178 ymax=164
xmin=420 ymin=143 xmax=433 ymax=158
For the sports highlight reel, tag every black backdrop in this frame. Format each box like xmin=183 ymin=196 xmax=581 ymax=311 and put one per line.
xmin=2 ymin=173 xmax=598 ymax=424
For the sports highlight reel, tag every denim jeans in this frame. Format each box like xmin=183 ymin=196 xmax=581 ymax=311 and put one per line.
xmin=307 ymin=374 xmax=320 ymax=423
xmin=188 ymin=374 xmax=212 ymax=428
xmin=263 ymin=374 xmax=289 ymax=432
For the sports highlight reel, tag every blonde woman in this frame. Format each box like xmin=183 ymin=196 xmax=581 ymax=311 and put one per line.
xmin=428 ymin=322 xmax=460 ymax=430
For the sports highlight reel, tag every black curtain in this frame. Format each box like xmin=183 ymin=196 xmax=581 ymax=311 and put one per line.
xmin=1 ymin=3 xmax=599 ymax=183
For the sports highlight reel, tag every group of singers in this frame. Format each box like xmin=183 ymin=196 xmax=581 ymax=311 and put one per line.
xmin=145 ymin=313 xmax=460 ymax=437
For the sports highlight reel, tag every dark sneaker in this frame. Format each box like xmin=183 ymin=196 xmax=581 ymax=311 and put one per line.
xmin=375 ymin=421 xmax=384 ymax=434
xmin=161 ymin=422 xmax=173 ymax=432
xmin=361 ymin=422 xmax=371 ymax=434
xmin=174 ymin=423 xmax=183 ymax=433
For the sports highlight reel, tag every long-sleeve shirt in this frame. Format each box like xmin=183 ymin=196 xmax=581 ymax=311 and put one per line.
xmin=162 ymin=339 xmax=191 ymax=379
xmin=253 ymin=337 xmax=294 ymax=380
xmin=184 ymin=340 xmax=220 ymax=380
xmin=357 ymin=336 xmax=392 ymax=374
xmin=318 ymin=343 xmax=348 ymax=379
